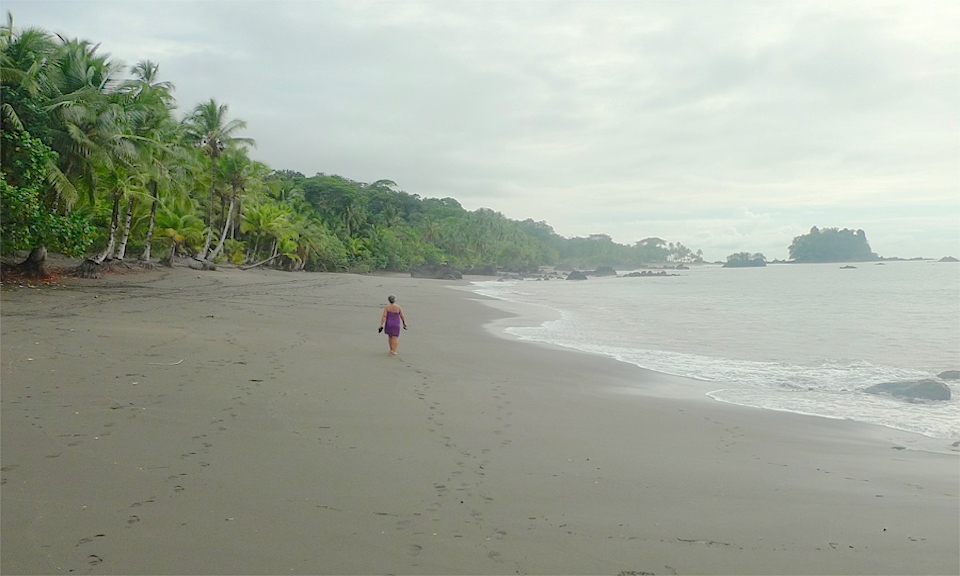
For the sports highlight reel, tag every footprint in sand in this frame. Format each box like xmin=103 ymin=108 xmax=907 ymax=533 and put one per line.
xmin=77 ymin=534 xmax=105 ymax=546
xmin=130 ymin=497 xmax=155 ymax=508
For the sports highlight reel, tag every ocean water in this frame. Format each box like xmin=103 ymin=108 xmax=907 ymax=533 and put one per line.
xmin=469 ymin=261 xmax=960 ymax=441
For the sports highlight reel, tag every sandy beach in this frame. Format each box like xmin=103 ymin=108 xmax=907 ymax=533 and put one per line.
xmin=1 ymin=266 xmax=957 ymax=575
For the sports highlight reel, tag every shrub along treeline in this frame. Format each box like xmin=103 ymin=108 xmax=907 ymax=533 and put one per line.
xmin=1 ymin=17 xmax=703 ymax=275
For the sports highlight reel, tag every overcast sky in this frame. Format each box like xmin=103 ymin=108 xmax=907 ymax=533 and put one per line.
xmin=7 ymin=0 xmax=959 ymax=260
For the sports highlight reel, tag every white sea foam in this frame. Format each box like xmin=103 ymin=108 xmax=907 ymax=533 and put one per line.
xmin=470 ymin=262 xmax=960 ymax=440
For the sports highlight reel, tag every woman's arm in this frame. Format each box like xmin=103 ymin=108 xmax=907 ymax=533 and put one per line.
xmin=399 ymin=308 xmax=406 ymax=328
xmin=380 ymin=307 xmax=387 ymax=328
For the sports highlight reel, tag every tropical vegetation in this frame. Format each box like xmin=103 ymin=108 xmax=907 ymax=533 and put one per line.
xmin=1 ymin=16 xmax=704 ymax=276
xmin=722 ymin=252 xmax=767 ymax=267
xmin=788 ymin=227 xmax=878 ymax=263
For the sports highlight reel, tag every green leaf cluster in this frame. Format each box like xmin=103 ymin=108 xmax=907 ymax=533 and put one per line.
xmin=0 ymin=126 xmax=92 ymax=255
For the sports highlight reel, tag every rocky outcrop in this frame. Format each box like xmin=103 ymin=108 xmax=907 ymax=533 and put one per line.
xmin=938 ymin=370 xmax=960 ymax=380
xmin=410 ymin=264 xmax=462 ymax=280
xmin=938 ymin=256 xmax=959 ymax=262
xmin=722 ymin=258 xmax=766 ymax=268
xmin=463 ymin=265 xmax=497 ymax=276
xmin=864 ymin=379 xmax=951 ymax=402
xmin=566 ymin=271 xmax=588 ymax=280
xmin=587 ymin=266 xmax=617 ymax=277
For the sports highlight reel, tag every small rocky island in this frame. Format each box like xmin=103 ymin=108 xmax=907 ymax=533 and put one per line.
xmin=722 ymin=252 xmax=767 ymax=268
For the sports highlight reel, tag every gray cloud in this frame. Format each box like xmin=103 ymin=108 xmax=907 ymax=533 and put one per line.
xmin=6 ymin=0 xmax=958 ymax=260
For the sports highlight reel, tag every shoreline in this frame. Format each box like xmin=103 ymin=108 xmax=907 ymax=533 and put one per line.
xmin=460 ymin=276 xmax=960 ymax=454
xmin=2 ymin=266 xmax=958 ymax=574
xmin=458 ymin=277 xmax=960 ymax=454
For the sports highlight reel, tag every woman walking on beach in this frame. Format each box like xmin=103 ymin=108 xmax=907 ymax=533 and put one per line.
xmin=379 ymin=295 xmax=407 ymax=355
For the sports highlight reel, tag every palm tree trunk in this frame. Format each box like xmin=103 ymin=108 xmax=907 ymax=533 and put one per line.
xmin=139 ymin=183 xmax=159 ymax=261
xmin=116 ymin=196 xmax=135 ymax=260
xmin=197 ymin=156 xmax=217 ymax=260
xmin=93 ymin=193 xmax=122 ymax=264
xmin=208 ymin=194 xmax=235 ymax=261
xmin=160 ymin=240 xmax=179 ymax=267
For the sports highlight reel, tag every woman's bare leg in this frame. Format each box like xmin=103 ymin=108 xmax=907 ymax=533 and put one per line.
xmin=389 ymin=336 xmax=398 ymax=354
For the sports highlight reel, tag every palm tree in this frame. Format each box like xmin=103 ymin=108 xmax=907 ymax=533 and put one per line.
xmin=44 ymin=37 xmax=130 ymax=212
xmin=93 ymin=161 xmax=142 ymax=263
xmin=99 ymin=68 xmax=172 ymax=263
xmin=241 ymin=201 xmax=292 ymax=263
xmin=265 ymin=178 xmax=304 ymax=205
xmin=208 ymin=148 xmax=265 ymax=261
xmin=136 ymin=116 xmax=187 ymax=262
xmin=119 ymin=60 xmax=179 ymax=263
xmin=418 ymin=217 xmax=443 ymax=244
xmin=182 ymin=99 xmax=254 ymax=261
xmin=115 ymin=59 xmax=183 ymax=263
xmin=154 ymin=196 xmax=204 ymax=266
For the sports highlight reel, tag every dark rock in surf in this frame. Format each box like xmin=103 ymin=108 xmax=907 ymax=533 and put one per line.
xmin=566 ymin=271 xmax=588 ymax=281
xmin=587 ymin=266 xmax=617 ymax=277
xmin=464 ymin=264 xmax=497 ymax=276
xmin=864 ymin=379 xmax=951 ymax=402
xmin=937 ymin=370 xmax=960 ymax=380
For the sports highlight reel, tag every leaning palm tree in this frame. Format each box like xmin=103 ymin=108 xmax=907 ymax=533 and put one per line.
xmin=208 ymin=148 xmax=264 ymax=261
xmin=181 ymin=99 xmax=254 ymax=261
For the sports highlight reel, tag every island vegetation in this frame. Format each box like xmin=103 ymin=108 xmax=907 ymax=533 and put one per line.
xmin=787 ymin=226 xmax=878 ymax=263
xmin=722 ymin=252 xmax=767 ymax=268
xmin=0 ymin=17 xmax=706 ymax=278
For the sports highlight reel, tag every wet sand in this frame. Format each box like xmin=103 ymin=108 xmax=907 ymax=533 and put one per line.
xmin=1 ymin=266 xmax=957 ymax=574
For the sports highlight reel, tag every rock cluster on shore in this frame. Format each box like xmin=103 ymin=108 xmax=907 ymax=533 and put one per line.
xmin=409 ymin=264 xmax=462 ymax=279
